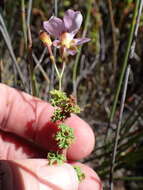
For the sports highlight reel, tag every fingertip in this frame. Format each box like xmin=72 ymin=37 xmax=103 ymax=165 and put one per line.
xmin=66 ymin=115 xmax=95 ymax=160
xmin=8 ymin=159 xmax=79 ymax=190
xmin=71 ymin=162 xmax=103 ymax=190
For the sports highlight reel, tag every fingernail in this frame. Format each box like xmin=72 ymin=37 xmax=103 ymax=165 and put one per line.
xmin=0 ymin=161 xmax=13 ymax=190
xmin=37 ymin=163 xmax=60 ymax=190
xmin=37 ymin=163 xmax=78 ymax=190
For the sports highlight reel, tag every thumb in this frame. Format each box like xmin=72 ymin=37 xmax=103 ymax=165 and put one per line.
xmin=0 ymin=159 xmax=78 ymax=190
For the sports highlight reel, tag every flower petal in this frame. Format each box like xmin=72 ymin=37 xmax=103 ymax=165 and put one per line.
xmin=67 ymin=46 xmax=78 ymax=55
xmin=43 ymin=16 xmax=65 ymax=38
xmin=53 ymin=40 xmax=61 ymax=48
xmin=63 ymin=9 xmax=83 ymax=36
xmin=67 ymin=49 xmax=77 ymax=55
xmin=74 ymin=38 xmax=90 ymax=45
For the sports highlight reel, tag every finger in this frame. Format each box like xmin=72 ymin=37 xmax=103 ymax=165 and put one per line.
xmin=0 ymin=83 xmax=95 ymax=160
xmin=0 ymin=130 xmax=47 ymax=159
xmin=71 ymin=162 xmax=103 ymax=190
xmin=0 ymin=159 xmax=79 ymax=190
xmin=65 ymin=115 xmax=95 ymax=160
xmin=0 ymin=122 xmax=94 ymax=160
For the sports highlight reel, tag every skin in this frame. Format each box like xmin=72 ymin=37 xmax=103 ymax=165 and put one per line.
xmin=0 ymin=83 xmax=102 ymax=190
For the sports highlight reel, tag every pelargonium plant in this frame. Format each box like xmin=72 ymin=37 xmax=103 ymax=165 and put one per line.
xmin=43 ymin=9 xmax=90 ymax=56
xmin=39 ymin=9 xmax=90 ymax=182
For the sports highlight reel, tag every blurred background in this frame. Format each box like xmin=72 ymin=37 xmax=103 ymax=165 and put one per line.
xmin=0 ymin=0 xmax=143 ymax=189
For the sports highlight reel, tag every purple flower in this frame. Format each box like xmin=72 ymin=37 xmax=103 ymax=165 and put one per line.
xmin=43 ymin=9 xmax=90 ymax=55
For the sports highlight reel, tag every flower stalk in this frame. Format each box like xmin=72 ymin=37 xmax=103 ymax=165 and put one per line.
xmin=39 ymin=10 xmax=89 ymax=177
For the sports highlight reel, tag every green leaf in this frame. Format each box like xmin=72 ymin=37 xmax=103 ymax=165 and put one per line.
xmin=47 ymin=152 xmax=66 ymax=165
xmin=55 ymin=124 xmax=75 ymax=149
xmin=50 ymin=89 xmax=81 ymax=122
xmin=73 ymin=166 xmax=85 ymax=182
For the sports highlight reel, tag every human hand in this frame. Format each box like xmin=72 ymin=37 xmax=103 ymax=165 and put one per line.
xmin=0 ymin=83 xmax=102 ymax=190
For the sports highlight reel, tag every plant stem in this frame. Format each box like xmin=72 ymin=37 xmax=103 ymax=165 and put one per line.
xmin=27 ymin=0 xmax=33 ymax=29
xmin=49 ymin=0 xmax=58 ymax=91
xmin=115 ymin=176 xmax=143 ymax=181
xmin=109 ymin=0 xmax=140 ymax=123
xmin=0 ymin=14 xmax=26 ymax=89
xmin=21 ymin=0 xmax=28 ymax=49
xmin=109 ymin=65 xmax=130 ymax=190
xmin=59 ymin=61 xmax=66 ymax=91
xmin=47 ymin=42 xmax=66 ymax=91
xmin=47 ymin=46 xmax=65 ymax=90
xmin=50 ymin=55 xmax=60 ymax=79
xmin=54 ymin=0 xmax=58 ymax=16
xmin=47 ymin=46 xmax=60 ymax=78
xmin=32 ymin=51 xmax=50 ymax=84
xmin=26 ymin=0 xmax=38 ymax=96
xmin=107 ymin=0 xmax=118 ymax=75
xmin=72 ymin=0 xmax=92 ymax=96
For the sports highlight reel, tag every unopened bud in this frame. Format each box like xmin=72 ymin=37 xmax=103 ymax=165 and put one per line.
xmin=39 ymin=31 xmax=52 ymax=46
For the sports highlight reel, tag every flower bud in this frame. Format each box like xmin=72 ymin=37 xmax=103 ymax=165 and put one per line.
xmin=39 ymin=31 xmax=52 ymax=46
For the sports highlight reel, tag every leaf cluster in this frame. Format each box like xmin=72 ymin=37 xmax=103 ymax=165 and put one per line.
xmin=50 ymin=89 xmax=81 ymax=122
xmin=55 ymin=123 xmax=75 ymax=149
xmin=47 ymin=152 xmax=66 ymax=165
